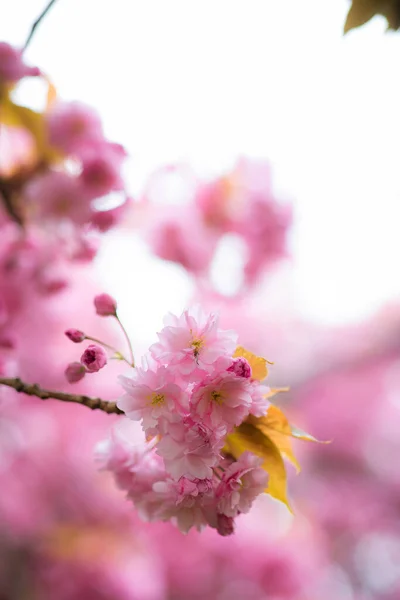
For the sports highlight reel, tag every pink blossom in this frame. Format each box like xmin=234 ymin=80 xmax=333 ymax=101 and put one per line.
xmin=148 ymin=208 xmax=217 ymax=275
xmin=79 ymin=143 xmax=126 ymax=199
xmin=240 ymin=196 xmax=292 ymax=284
xmin=118 ymin=366 xmax=189 ymax=434
xmin=65 ymin=361 xmax=86 ymax=383
xmin=156 ymin=418 xmax=225 ymax=480
xmin=35 ymin=269 xmax=69 ymax=296
xmin=94 ymin=293 xmax=117 ymax=316
xmin=91 ymin=198 xmax=131 ymax=232
xmin=227 ymin=357 xmax=252 ymax=378
xmin=70 ymin=234 xmax=99 ymax=262
xmin=95 ymin=426 xmax=165 ymax=494
xmin=0 ymin=42 xmax=40 ymax=83
xmin=216 ymin=452 xmax=268 ymax=517
xmin=195 ymin=176 xmax=236 ymax=230
xmin=46 ymin=101 xmax=104 ymax=156
xmin=65 ymin=328 xmax=85 ymax=343
xmin=80 ymin=344 xmax=107 ymax=372
xmin=23 ymin=170 xmax=92 ymax=225
xmin=216 ymin=513 xmax=235 ymax=536
xmin=150 ymin=307 xmax=237 ymax=380
xmin=249 ymin=382 xmax=271 ymax=417
xmin=191 ymin=371 xmax=253 ymax=429
xmin=151 ymin=476 xmax=216 ymax=534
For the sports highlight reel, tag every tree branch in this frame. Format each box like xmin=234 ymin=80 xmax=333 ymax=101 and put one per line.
xmin=0 ymin=179 xmax=24 ymax=227
xmin=0 ymin=377 xmax=123 ymax=414
xmin=23 ymin=0 xmax=60 ymax=51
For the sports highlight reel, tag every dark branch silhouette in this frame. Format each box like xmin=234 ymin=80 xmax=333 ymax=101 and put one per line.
xmin=23 ymin=0 xmax=60 ymax=51
xmin=0 ymin=377 xmax=123 ymax=414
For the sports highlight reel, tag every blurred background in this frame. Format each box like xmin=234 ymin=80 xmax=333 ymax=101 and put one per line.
xmin=1 ymin=0 xmax=400 ymax=598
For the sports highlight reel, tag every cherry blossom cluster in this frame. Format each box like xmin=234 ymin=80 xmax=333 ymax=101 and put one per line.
xmin=145 ymin=158 xmax=292 ymax=291
xmin=0 ymin=42 xmax=130 ymax=291
xmin=96 ymin=307 xmax=271 ymax=535
xmin=0 ymin=43 xmax=130 ymax=373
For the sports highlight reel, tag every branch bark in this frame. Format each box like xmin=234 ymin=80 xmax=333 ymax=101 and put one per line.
xmin=0 ymin=377 xmax=123 ymax=414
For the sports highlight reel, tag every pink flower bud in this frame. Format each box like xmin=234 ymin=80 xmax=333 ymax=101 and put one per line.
xmin=216 ymin=514 xmax=235 ymax=536
xmin=227 ymin=357 xmax=252 ymax=378
xmin=81 ymin=344 xmax=107 ymax=372
xmin=65 ymin=329 xmax=85 ymax=343
xmin=0 ymin=42 xmax=40 ymax=83
xmin=65 ymin=362 xmax=86 ymax=383
xmin=94 ymin=293 xmax=117 ymax=316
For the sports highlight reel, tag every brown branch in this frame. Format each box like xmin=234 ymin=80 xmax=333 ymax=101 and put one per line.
xmin=0 ymin=377 xmax=123 ymax=414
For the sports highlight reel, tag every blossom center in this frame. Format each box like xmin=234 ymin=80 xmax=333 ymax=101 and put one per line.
xmin=191 ymin=337 xmax=204 ymax=358
xmin=151 ymin=393 xmax=165 ymax=405
xmin=211 ymin=390 xmax=223 ymax=405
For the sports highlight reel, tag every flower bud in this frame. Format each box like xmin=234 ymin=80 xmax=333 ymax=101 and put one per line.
xmin=94 ymin=293 xmax=117 ymax=316
xmin=65 ymin=329 xmax=85 ymax=343
xmin=0 ymin=42 xmax=40 ymax=83
xmin=65 ymin=362 xmax=86 ymax=383
xmin=227 ymin=357 xmax=252 ymax=378
xmin=81 ymin=344 xmax=107 ymax=372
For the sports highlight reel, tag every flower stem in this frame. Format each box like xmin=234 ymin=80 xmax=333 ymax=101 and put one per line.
xmin=115 ymin=315 xmax=135 ymax=367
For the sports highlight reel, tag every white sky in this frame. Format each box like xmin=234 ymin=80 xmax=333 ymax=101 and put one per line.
xmin=2 ymin=0 xmax=400 ymax=339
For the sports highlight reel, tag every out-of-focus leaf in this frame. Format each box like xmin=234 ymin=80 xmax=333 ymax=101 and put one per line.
xmin=1 ymin=96 xmax=58 ymax=163
xmin=248 ymin=406 xmax=301 ymax=472
xmin=44 ymin=525 xmax=123 ymax=560
xmin=344 ymin=0 xmax=400 ymax=33
xmin=290 ymin=424 xmax=329 ymax=443
xmin=265 ymin=387 xmax=290 ymax=399
xmin=45 ymin=77 xmax=57 ymax=107
xmin=225 ymin=421 xmax=292 ymax=512
xmin=233 ymin=346 xmax=272 ymax=380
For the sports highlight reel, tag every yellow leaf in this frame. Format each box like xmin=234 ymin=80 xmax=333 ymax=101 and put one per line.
xmin=1 ymin=96 xmax=58 ymax=163
xmin=233 ymin=346 xmax=271 ymax=381
xmin=225 ymin=422 xmax=292 ymax=512
xmin=249 ymin=406 xmax=301 ymax=473
xmin=264 ymin=387 xmax=290 ymax=399
xmin=45 ymin=76 xmax=57 ymax=108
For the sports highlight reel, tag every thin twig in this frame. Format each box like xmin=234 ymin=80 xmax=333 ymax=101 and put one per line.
xmin=23 ymin=0 xmax=60 ymax=51
xmin=0 ymin=377 xmax=123 ymax=414
xmin=115 ymin=316 xmax=135 ymax=367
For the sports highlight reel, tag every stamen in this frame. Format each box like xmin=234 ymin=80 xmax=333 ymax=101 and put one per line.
xmin=211 ymin=390 xmax=223 ymax=405
xmin=151 ymin=393 xmax=165 ymax=405
xmin=191 ymin=338 xmax=203 ymax=358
